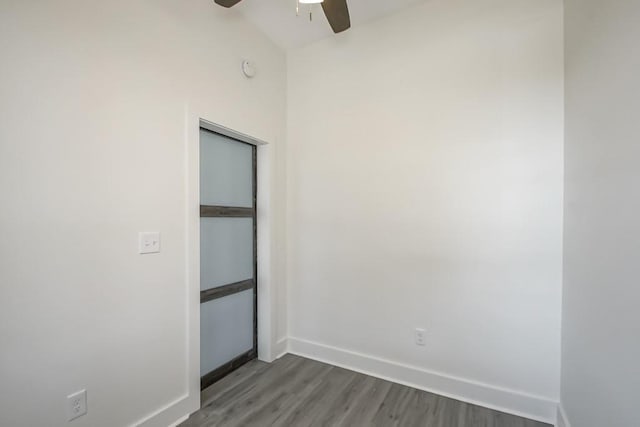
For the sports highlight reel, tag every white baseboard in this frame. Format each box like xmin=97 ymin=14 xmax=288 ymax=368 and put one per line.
xmin=274 ymin=337 xmax=289 ymax=360
xmin=287 ymin=337 xmax=557 ymax=425
xmin=134 ymin=393 xmax=198 ymax=427
xmin=137 ymin=338 xmax=286 ymax=427
xmin=168 ymin=414 xmax=189 ymax=427
xmin=556 ymin=404 xmax=571 ymax=427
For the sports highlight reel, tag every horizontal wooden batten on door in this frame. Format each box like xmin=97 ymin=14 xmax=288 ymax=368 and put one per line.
xmin=200 ymin=279 xmax=255 ymax=304
xmin=200 ymin=205 xmax=255 ymax=218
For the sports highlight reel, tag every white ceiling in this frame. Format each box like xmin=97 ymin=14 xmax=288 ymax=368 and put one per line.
xmin=227 ymin=0 xmax=427 ymax=50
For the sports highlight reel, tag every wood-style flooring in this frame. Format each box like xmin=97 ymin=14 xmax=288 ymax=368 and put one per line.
xmin=180 ymin=354 xmax=551 ymax=427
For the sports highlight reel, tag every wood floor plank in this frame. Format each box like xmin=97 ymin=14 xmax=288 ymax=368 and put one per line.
xmin=180 ymin=354 xmax=552 ymax=427
xmin=200 ymin=359 xmax=269 ymax=407
xmin=464 ymin=403 xmax=501 ymax=427
xmin=209 ymin=353 xmax=304 ymax=411
xmin=230 ymin=357 xmax=334 ymax=427
xmin=306 ymin=371 xmax=370 ymax=427
xmin=371 ymin=382 xmax=414 ymax=426
xmin=396 ymin=388 xmax=441 ymax=427
xmin=206 ymin=356 xmax=311 ymax=426
xmin=434 ymin=396 xmax=470 ymax=427
xmin=336 ymin=376 xmax=394 ymax=427
xmin=267 ymin=360 xmax=336 ymax=426
xmin=227 ymin=389 xmax=298 ymax=427
xmin=276 ymin=365 xmax=358 ymax=427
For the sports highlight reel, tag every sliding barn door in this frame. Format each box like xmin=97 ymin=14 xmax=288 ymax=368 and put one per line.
xmin=199 ymin=128 xmax=257 ymax=390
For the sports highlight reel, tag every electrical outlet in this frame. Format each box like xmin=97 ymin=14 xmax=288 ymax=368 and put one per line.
xmin=415 ymin=328 xmax=426 ymax=346
xmin=67 ymin=389 xmax=87 ymax=421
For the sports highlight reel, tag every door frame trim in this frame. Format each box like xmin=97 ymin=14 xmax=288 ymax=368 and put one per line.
xmin=199 ymin=118 xmax=268 ymax=147
xmin=136 ymin=109 xmax=278 ymax=427
xmin=184 ymin=109 xmax=277 ymax=416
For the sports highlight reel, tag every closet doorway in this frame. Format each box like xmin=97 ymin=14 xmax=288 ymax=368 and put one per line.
xmin=199 ymin=127 xmax=257 ymax=390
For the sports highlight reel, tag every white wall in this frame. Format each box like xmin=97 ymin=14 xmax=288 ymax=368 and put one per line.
xmin=0 ymin=1 xmax=286 ymax=426
xmin=286 ymin=0 xmax=563 ymax=421
xmin=562 ymin=1 xmax=640 ymax=426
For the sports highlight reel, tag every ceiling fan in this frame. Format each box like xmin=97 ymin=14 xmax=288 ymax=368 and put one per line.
xmin=214 ymin=0 xmax=351 ymax=34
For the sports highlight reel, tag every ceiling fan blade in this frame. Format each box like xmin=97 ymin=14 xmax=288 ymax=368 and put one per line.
xmin=321 ymin=0 xmax=351 ymax=33
xmin=214 ymin=0 xmax=243 ymax=7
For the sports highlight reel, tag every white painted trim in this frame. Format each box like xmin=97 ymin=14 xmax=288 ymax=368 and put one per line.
xmin=135 ymin=106 xmax=277 ymax=425
xmin=199 ymin=118 xmax=268 ymax=146
xmin=288 ymin=337 xmax=558 ymax=425
xmin=256 ymin=141 xmax=277 ymax=363
xmin=556 ymin=403 xmax=571 ymax=427
xmin=134 ymin=394 xmax=193 ymax=427
xmin=189 ymin=108 xmax=277 ymax=364
xmin=168 ymin=414 xmax=190 ymax=427
xmin=273 ymin=337 xmax=289 ymax=360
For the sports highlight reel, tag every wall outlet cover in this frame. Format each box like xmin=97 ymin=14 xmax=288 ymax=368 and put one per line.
xmin=67 ymin=389 xmax=87 ymax=421
xmin=415 ymin=328 xmax=427 ymax=346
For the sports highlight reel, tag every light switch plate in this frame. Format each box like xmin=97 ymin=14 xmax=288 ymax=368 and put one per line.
xmin=139 ymin=232 xmax=161 ymax=254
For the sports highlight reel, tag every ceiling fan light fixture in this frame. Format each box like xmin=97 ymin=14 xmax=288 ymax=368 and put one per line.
xmin=297 ymin=0 xmax=323 ymax=21
xmin=215 ymin=0 xmax=349 ymax=34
